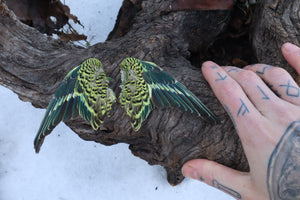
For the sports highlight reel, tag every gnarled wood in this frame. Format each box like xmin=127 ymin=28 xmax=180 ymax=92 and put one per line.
xmin=0 ymin=0 xmax=298 ymax=185
xmin=251 ymin=0 xmax=300 ymax=83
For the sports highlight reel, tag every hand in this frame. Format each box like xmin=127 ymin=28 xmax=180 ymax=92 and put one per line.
xmin=182 ymin=42 xmax=300 ymax=200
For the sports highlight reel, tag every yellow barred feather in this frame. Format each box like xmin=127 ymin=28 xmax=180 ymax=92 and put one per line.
xmin=34 ymin=58 xmax=116 ymax=153
xmin=119 ymin=57 xmax=217 ymax=131
xmin=119 ymin=58 xmax=153 ymax=131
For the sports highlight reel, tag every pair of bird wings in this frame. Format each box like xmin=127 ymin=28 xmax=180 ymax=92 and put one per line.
xmin=119 ymin=57 xmax=217 ymax=131
xmin=34 ymin=57 xmax=217 ymax=153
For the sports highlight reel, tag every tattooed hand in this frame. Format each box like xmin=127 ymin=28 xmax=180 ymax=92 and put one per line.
xmin=182 ymin=42 xmax=300 ymax=200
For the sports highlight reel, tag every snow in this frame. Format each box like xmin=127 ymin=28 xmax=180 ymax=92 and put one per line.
xmin=63 ymin=0 xmax=124 ymax=46
xmin=0 ymin=1 xmax=234 ymax=199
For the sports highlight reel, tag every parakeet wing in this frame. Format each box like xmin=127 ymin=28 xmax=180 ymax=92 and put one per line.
xmin=34 ymin=65 xmax=81 ymax=153
xmin=119 ymin=58 xmax=154 ymax=131
xmin=140 ymin=60 xmax=217 ymax=123
xmin=34 ymin=58 xmax=116 ymax=153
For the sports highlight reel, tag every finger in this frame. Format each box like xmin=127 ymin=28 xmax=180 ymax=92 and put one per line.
xmin=245 ymin=64 xmax=300 ymax=106
xmin=202 ymin=61 xmax=263 ymax=132
xmin=223 ymin=66 xmax=282 ymax=115
xmin=182 ymin=159 xmax=259 ymax=200
xmin=281 ymin=42 xmax=300 ymax=75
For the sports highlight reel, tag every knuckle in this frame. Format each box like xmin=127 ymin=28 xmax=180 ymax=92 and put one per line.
xmin=218 ymin=80 xmax=241 ymax=99
xmin=236 ymin=70 xmax=258 ymax=83
xmin=272 ymin=102 xmax=299 ymax=124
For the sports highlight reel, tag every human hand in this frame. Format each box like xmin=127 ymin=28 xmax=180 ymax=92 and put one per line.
xmin=182 ymin=42 xmax=300 ymax=200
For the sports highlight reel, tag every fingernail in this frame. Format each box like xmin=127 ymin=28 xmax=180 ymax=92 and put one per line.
xmin=283 ymin=42 xmax=299 ymax=53
xmin=182 ymin=164 xmax=199 ymax=179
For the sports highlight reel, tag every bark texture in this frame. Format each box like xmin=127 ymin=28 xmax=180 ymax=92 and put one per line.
xmin=251 ymin=0 xmax=300 ymax=83
xmin=0 ymin=0 xmax=298 ymax=185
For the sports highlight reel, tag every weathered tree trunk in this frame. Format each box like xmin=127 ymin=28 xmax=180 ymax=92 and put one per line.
xmin=0 ymin=0 xmax=298 ymax=185
xmin=251 ymin=0 xmax=300 ymax=84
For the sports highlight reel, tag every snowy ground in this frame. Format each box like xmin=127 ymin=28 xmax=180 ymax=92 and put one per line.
xmin=0 ymin=1 xmax=234 ymax=199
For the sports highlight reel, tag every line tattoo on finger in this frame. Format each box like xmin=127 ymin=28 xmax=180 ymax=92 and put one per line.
xmin=256 ymin=65 xmax=273 ymax=75
xmin=237 ymin=98 xmax=250 ymax=117
xmin=212 ymin=179 xmax=242 ymax=199
xmin=279 ymin=80 xmax=300 ymax=97
xmin=215 ymin=72 xmax=227 ymax=81
xmin=200 ymin=176 xmax=205 ymax=182
xmin=257 ymin=85 xmax=270 ymax=100
xmin=227 ymin=67 xmax=240 ymax=73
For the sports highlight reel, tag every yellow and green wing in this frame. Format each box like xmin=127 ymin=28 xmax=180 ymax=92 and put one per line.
xmin=34 ymin=65 xmax=81 ymax=153
xmin=75 ymin=58 xmax=116 ymax=129
xmin=34 ymin=58 xmax=116 ymax=153
xmin=119 ymin=57 xmax=154 ymax=131
xmin=140 ymin=60 xmax=218 ymax=124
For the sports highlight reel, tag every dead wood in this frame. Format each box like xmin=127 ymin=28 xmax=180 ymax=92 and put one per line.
xmin=0 ymin=0 xmax=298 ymax=185
xmin=251 ymin=0 xmax=300 ymax=84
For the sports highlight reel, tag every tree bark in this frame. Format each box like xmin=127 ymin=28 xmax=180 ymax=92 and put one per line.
xmin=251 ymin=0 xmax=300 ymax=83
xmin=0 ymin=0 xmax=298 ymax=185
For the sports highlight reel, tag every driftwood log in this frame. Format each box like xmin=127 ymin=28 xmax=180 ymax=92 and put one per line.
xmin=0 ymin=0 xmax=299 ymax=185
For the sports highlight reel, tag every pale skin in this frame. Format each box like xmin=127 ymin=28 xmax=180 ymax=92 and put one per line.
xmin=182 ymin=42 xmax=300 ymax=200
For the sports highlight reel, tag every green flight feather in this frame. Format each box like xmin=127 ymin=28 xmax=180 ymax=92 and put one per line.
xmin=34 ymin=58 xmax=116 ymax=153
xmin=119 ymin=57 xmax=217 ymax=131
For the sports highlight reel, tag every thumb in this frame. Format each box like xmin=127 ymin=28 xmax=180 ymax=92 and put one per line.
xmin=182 ymin=159 xmax=251 ymax=199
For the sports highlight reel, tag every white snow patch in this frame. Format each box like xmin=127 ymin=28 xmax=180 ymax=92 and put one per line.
xmin=63 ymin=0 xmax=123 ymax=45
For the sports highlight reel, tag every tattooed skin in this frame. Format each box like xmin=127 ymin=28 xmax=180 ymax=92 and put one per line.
xmin=227 ymin=68 xmax=240 ymax=73
xmin=212 ymin=179 xmax=242 ymax=199
xmin=267 ymin=121 xmax=300 ymax=200
xmin=279 ymin=80 xmax=300 ymax=97
xmin=257 ymin=85 xmax=270 ymax=100
xmin=267 ymin=83 xmax=282 ymax=97
xmin=255 ymin=65 xmax=273 ymax=75
xmin=199 ymin=176 xmax=205 ymax=182
xmin=215 ymin=72 xmax=228 ymax=81
xmin=237 ymin=99 xmax=249 ymax=117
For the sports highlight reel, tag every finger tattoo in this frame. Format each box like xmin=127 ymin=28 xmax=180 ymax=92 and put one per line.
xmin=237 ymin=99 xmax=250 ymax=117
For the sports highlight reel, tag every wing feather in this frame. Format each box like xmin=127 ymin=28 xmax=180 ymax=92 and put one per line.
xmin=34 ymin=66 xmax=80 ymax=153
xmin=140 ymin=60 xmax=217 ymax=123
xmin=151 ymin=86 xmax=171 ymax=107
xmin=119 ymin=58 xmax=154 ymax=131
xmin=34 ymin=58 xmax=116 ymax=153
xmin=76 ymin=58 xmax=116 ymax=129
